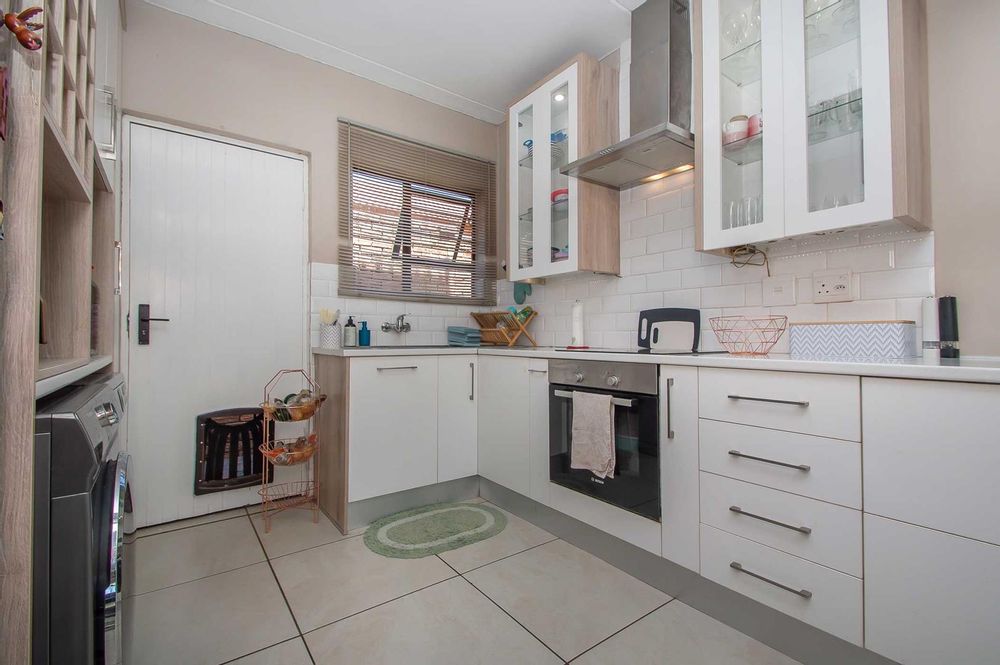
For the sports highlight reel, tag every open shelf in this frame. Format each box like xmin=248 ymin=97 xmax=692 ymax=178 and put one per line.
xmin=722 ymin=132 xmax=763 ymax=166
xmin=43 ymin=104 xmax=91 ymax=202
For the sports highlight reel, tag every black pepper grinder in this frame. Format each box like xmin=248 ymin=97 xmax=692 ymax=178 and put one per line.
xmin=938 ymin=296 xmax=959 ymax=359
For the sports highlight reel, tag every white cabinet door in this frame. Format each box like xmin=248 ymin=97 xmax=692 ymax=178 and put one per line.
xmin=700 ymin=0 xmax=785 ymax=250
xmin=660 ymin=366 xmax=700 ymax=572
xmin=348 ymin=357 xmax=438 ymax=502
xmin=782 ymin=0 xmax=894 ymax=235
xmin=509 ymin=64 xmax=579 ymax=280
xmin=527 ymin=359 xmax=551 ymax=506
xmin=863 ymin=378 xmax=1000 ymax=545
xmin=438 ymin=356 xmax=478 ymax=483
xmin=477 ymin=355 xmax=530 ymax=495
xmin=865 ymin=514 xmax=1000 ymax=665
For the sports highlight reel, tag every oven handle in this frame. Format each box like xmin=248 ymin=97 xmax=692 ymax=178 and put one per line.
xmin=553 ymin=389 xmax=635 ymax=408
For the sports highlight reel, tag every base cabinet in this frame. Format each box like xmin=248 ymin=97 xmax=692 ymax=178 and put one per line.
xmin=477 ymin=355 xmax=531 ymax=495
xmin=527 ymin=360 xmax=551 ymax=506
xmin=438 ymin=356 xmax=478 ymax=483
xmin=864 ymin=514 xmax=1000 ymax=665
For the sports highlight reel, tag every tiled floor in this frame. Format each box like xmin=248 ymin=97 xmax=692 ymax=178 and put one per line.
xmin=127 ymin=502 xmax=801 ymax=665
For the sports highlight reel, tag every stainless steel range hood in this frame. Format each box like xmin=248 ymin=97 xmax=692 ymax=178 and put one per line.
xmin=562 ymin=0 xmax=695 ymax=190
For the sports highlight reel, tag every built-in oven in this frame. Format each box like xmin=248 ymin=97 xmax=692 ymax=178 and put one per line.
xmin=548 ymin=359 xmax=660 ymax=521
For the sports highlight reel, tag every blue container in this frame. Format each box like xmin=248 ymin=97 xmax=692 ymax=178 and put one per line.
xmin=358 ymin=321 xmax=371 ymax=347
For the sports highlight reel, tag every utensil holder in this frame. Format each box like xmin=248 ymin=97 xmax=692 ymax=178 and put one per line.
xmin=319 ymin=323 xmax=341 ymax=349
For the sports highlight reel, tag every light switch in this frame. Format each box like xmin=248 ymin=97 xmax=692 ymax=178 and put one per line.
xmin=762 ymin=275 xmax=796 ymax=306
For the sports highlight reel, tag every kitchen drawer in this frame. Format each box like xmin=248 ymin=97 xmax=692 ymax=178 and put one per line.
xmin=700 ymin=472 xmax=862 ymax=576
xmin=701 ymin=524 xmax=863 ymax=645
xmin=863 ymin=378 xmax=1000 ymax=545
xmin=699 ymin=368 xmax=860 ymax=441
xmin=699 ymin=419 xmax=861 ymax=509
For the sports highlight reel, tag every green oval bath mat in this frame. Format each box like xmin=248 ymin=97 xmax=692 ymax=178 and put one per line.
xmin=363 ymin=502 xmax=507 ymax=559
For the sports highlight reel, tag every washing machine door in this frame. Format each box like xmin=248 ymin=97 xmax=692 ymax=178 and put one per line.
xmin=95 ymin=452 xmax=130 ymax=665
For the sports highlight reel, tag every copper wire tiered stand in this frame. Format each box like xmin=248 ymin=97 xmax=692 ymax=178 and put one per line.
xmin=471 ymin=311 xmax=538 ymax=347
xmin=258 ymin=369 xmax=327 ymax=533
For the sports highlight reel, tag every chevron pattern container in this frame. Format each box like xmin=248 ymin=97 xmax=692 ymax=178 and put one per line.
xmin=789 ymin=321 xmax=918 ymax=360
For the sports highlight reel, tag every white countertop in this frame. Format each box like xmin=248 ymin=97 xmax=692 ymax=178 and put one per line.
xmin=313 ymin=346 xmax=1000 ymax=384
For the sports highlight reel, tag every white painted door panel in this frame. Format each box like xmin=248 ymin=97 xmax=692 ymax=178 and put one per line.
xmin=660 ymin=366 xmax=700 ymax=572
xmin=437 ymin=356 xmax=478 ymax=483
xmin=477 ymin=355 xmax=530 ymax=495
xmin=348 ymin=357 xmax=438 ymax=502
xmin=125 ymin=121 xmax=306 ymax=528
xmin=527 ymin=359 xmax=551 ymax=506
xmin=863 ymin=378 xmax=1000 ymax=545
xmin=865 ymin=514 xmax=1000 ymax=665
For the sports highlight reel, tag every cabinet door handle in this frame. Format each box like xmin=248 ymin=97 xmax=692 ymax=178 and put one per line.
xmin=730 ymin=562 xmax=812 ymax=599
xmin=728 ymin=450 xmax=811 ymax=472
xmin=729 ymin=505 xmax=812 ymax=535
xmin=114 ymin=240 xmax=123 ymax=295
xmin=528 ymin=369 xmax=547 ymax=374
xmin=469 ymin=362 xmax=475 ymax=401
xmin=665 ymin=377 xmax=675 ymax=439
xmin=376 ymin=366 xmax=418 ymax=372
xmin=728 ymin=394 xmax=809 ymax=407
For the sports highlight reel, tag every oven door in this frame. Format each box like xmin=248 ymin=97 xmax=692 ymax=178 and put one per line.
xmin=549 ymin=385 xmax=660 ymax=521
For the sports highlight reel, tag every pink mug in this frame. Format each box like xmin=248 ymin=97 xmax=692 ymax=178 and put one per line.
xmin=748 ymin=113 xmax=763 ymax=136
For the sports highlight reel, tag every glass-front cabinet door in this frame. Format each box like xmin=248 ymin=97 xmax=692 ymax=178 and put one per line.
xmin=701 ymin=0 xmax=785 ymax=251
xmin=508 ymin=64 xmax=578 ymax=281
xmin=782 ymin=0 xmax=893 ymax=235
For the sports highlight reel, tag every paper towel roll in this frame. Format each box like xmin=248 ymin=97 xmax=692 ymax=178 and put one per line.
xmin=570 ymin=300 xmax=585 ymax=347
xmin=922 ymin=296 xmax=940 ymax=362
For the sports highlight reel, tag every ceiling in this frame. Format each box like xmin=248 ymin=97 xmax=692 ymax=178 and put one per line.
xmin=143 ymin=0 xmax=640 ymax=124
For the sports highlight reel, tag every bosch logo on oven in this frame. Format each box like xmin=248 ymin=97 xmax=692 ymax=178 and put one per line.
xmin=589 ymin=476 xmax=605 ymax=485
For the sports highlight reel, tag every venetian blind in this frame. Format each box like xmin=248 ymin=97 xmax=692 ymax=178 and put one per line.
xmin=337 ymin=120 xmax=497 ymax=305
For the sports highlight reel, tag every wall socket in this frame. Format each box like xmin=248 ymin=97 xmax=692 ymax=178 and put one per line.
xmin=762 ymin=275 xmax=796 ymax=306
xmin=813 ymin=269 xmax=853 ymax=303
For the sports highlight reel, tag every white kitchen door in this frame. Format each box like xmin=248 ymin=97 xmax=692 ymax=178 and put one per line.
xmin=123 ymin=119 xmax=307 ymax=527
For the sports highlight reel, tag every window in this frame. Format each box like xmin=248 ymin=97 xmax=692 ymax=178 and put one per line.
xmin=338 ymin=121 xmax=497 ymax=305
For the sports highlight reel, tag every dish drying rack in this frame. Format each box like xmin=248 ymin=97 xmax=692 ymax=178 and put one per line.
xmin=471 ymin=311 xmax=538 ymax=347
xmin=258 ymin=369 xmax=326 ymax=533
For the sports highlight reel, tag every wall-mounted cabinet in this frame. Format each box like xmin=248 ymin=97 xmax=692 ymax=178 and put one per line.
xmin=508 ymin=53 xmax=620 ymax=281
xmin=696 ymin=0 xmax=929 ymax=251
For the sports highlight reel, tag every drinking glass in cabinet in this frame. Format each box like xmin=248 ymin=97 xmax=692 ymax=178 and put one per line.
xmin=517 ymin=107 xmax=534 ymax=269
xmin=803 ymin=0 xmax=866 ymax=213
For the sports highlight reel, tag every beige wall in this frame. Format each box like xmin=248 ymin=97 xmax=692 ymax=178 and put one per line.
xmin=926 ymin=0 xmax=999 ymax=356
xmin=121 ymin=0 xmax=500 ymax=264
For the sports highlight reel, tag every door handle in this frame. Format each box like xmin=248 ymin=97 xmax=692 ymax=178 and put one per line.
xmin=137 ymin=304 xmax=170 ymax=346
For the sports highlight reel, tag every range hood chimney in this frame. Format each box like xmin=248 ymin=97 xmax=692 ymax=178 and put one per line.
xmin=562 ymin=0 xmax=695 ymax=190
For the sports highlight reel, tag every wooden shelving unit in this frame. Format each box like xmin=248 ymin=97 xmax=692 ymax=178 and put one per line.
xmin=37 ymin=0 xmax=115 ymax=387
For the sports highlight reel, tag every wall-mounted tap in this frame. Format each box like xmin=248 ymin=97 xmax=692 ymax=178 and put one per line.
xmin=381 ymin=314 xmax=411 ymax=334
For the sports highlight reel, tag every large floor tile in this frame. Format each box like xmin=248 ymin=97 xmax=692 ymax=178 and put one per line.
xmin=573 ymin=601 xmax=801 ymax=665
xmin=465 ymin=539 xmax=670 ymax=661
xmin=132 ymin=516 xmax=264 ymax=595
xmin=437 ymin=504 xmax=556 ymax=573
xmin=271 ymin=535 xmax=456 ymax=632
xmin=224 ymin=638 xmax=312 ymax=665
xmin=127 ymin=562 xmax=297 ymax=665
xmin=251 ymin=507 xmax=347 ymax=558
xmin=306 ymin=577 xmax=561 ymax=665
xmin=137 ymin=508 xmax=249 ymax=538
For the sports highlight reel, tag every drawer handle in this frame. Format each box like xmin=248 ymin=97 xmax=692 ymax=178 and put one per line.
xmin=729 ymin=505 xmax=812 ymax=535
xmin=528 ymin=369 xmax=548 ymax=374
xmin=377 ymin=366 xmax=418 ymax=372
xmin=728 ymin=394 xmax=810 ymax=408
xmin=730 ymin=562 xmax=813 ymax=599
xmin=728 ymin=450 xmax=811 ymax=473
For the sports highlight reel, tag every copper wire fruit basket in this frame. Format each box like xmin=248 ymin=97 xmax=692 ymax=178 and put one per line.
xmin=260 ymin=433 xmax=319 ymax=467
xmin=258 ymin=479 xmax=319 ymax=506
xmin=710 ymin=315 xmax=788 ymax=356
xmin=260 ymin=393 xmax=327 ymax=421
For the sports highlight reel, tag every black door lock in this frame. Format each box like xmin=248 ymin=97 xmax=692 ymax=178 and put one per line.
xmin=138 ymin=304 xmax=170 ymax=345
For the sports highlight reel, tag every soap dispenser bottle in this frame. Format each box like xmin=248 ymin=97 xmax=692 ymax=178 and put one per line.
xmin=358 ymin=321 xmax=371 ymax=347
xmin=343 ymin=316 xmax=358 ymax=347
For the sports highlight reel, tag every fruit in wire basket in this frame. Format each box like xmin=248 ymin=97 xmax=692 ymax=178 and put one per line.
xmin=263 ymin=389 xmax=327 ymax=421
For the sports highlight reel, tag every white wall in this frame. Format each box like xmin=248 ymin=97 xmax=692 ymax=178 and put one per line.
xmin=497 ymin=171 xmax=934 ymax=353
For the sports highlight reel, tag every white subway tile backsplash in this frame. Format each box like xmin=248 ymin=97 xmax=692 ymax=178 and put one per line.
xmin=769 ymin=252 xmax=827 ymax=276
xmin=894 ymin=236 xmax=934 ymax=268
xmin=630 ymin=214 xmax=665 ymax=238
xmin=646 ymin=270 xmax=682 ymax=292
xmin=701 ymin=284 xmax=747 ymax=308
xmin=662 ymin=248 xmax=703 ymax=270
xmin=621 ymin=237 xmax=647 ymax=258
xmin=744 ymin=283 xmax=763 ymax=307
xmin=860 ymin=267 xmax=934 ymax=299
xmin=646 ymin=230 xmax=683 ymax=253
xmin=630 ymin=252 xmax=665 ymax=275
xmin=630 ymin=292 xmax=665 ymax=311
xmin=662 ymin=288 xmax=702 ymax=308
xmin=721 ymin=261 xmax=768 ymax=284
xmin=662 ymin=207 xmax=694 ymax=232
xmin=827 ymin=299 xmax=897 ymax=322
xmin=827 ymin=243 xmax=895 ymax=272
xmin=621 ymin=198 xmax=647 ymax=222
xmin=681 ymin=264 xmax=722 ymax=289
